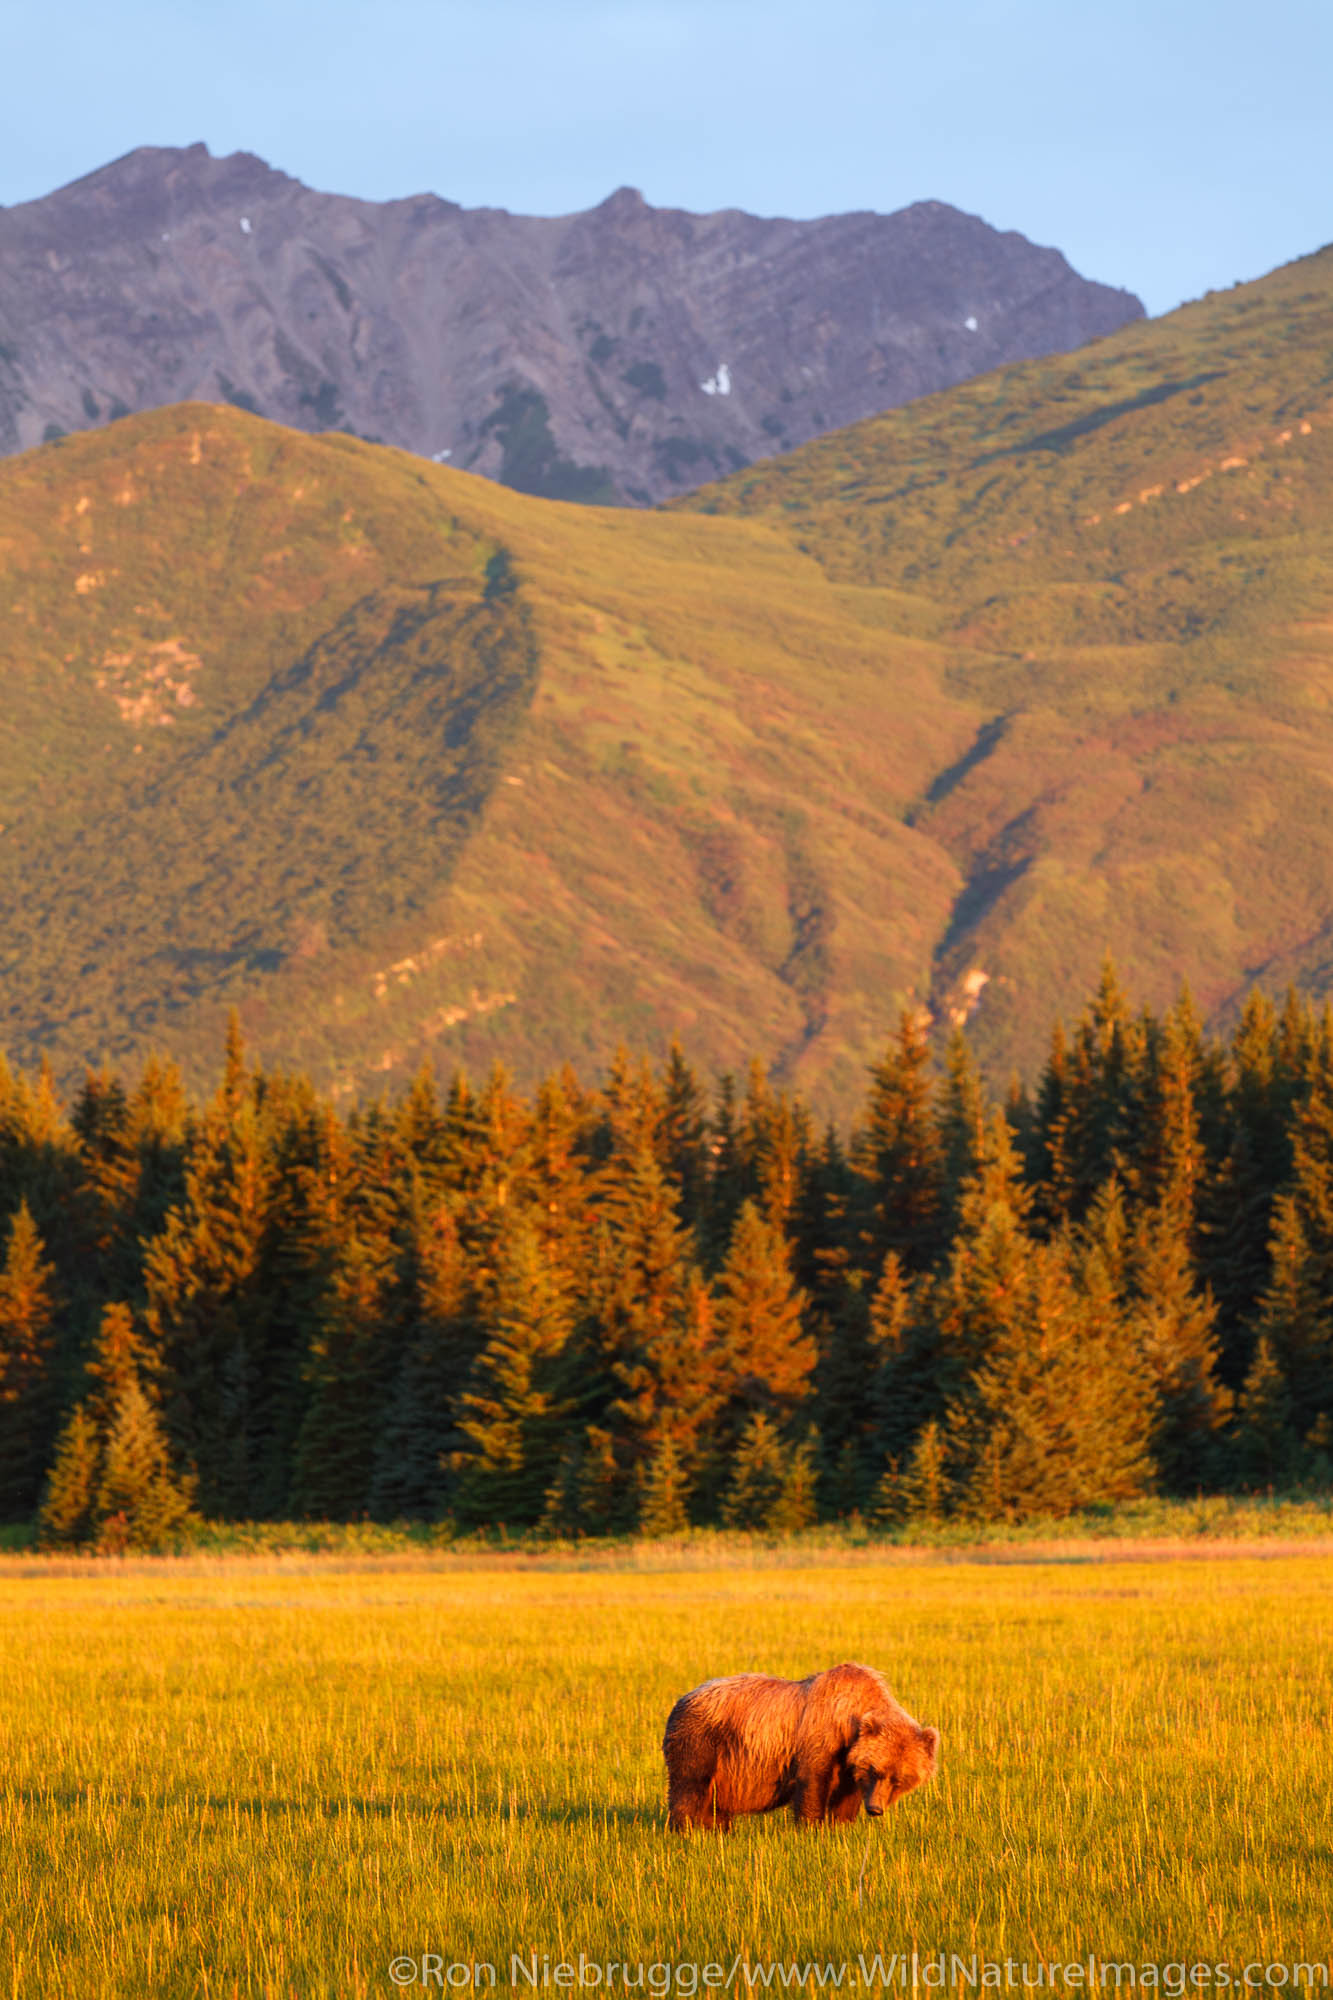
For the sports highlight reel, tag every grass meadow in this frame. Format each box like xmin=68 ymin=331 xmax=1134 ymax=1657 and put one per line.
xmin=1 ymin=1548 xmax=1330 ymax=1997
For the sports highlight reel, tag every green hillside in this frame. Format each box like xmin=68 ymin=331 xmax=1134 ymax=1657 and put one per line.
xmin=3 ymin=245 xmax=1333 ymax=1110
xmin=0 ymin=407 xmax=976 ymax=1112
xmin=681 ymin=245 xmax=1333 ymax=1072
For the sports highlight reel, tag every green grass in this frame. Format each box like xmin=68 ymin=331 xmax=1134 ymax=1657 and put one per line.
xmin=1 ymin=1553 xmax=1329 ymax=1996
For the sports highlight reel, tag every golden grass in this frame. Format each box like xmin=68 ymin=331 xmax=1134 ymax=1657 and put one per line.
xmin=1 ymin=1554 xmax=1329 ymax=1996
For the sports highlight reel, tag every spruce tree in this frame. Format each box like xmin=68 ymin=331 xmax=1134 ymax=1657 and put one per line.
xmin=900 ymin=1419 xmax=949 ymax=1525
xmin=716 ymin=1408 xmax=788 ymax=1528
xmin=798 ymin=1127 xmax=872 ymax=1493
xmin=291 ymin=1224 xmax=398 ymax=1520
xmin=1075 ymin=957 xmax=1140 ymax=1187
xmin=0 ymin=1055 xmax=83 ymax=1285
xmin=1033 ymin=959 xmax=1139 ymax=1227
xmin=808 ymin=1273 xmax=872 ymax=1513
xmin=39 ymin=1303 xmax=195 ymax=1550
xmin=949 ymin=1233 xmax=1155 ymax=1522
xmin=247 ymin=1088 xmax=351 ymax=1518
xmin=659 ymin=1041 xmax=710 ymax=1233
xmin=637 ymin=1432 xmax=692 ymax=1537
xmin=740 ymin=1064 xmax=809 ymax=1240
xmin=823 ymin=1437 xmax=866 ymax=1521
xmin=867 ymin=1250 xmax=929 ymax=1471
xmin=370 ymin=1197 xmax=476 ymax=1520
xmin=450 ymin=1064 xmax=534 ymax=1247
xmin=858 ymin=1011 xmax=945 ymax=1272
xmin=594 ymin=1149 xmax=720 ymax=1500
xmin=540 ymin=1423 xmax=626 ymax=1537
xmin=86 ymin=1301 xmax=157 ymax=1427
xmin=1253 ymin=1098 xmax=1333 ymax=1432
xmin=1029 ymin=1019 xmax=1076 ymax=1224
xmin=1130 ymin=1000 xmax=1208 ymax=1241
xmin=936 ymin=1029 xmax=987 ymax=1242
xmin=0 ymin=1200 xmax=58 ymax=1519
xmin=73 ymin=1058 xmax=188 ymax=1306
xmin=95 ymin=1376 xmax=197 ymax=1552
xmin=712 ymin=1200 xmax=814 ymax=1446
xmin=702 ymin=1073 xmax=747 ymax=1271
xmin=1233 ymin=1333 xmax=1300 ymax=1488
xmin=142 ymin=1083 xmax=276 ymax=1517
xmin=393 ymin=1064 xmax=452 ymax=1193
xmin=1128 ymin=1209 xmax=1231 ymax=1491
xmin=597 ymin=1047 xmax=662 ymax=1166
xmin=769 ymin=1428 xmax=819 ymax=1532
xmin=1204 ymin=991 xmax=1292 ymax=1383
xmin=922 ymin=1111 xmax=1035 ymax=1419
xmin=450 ymin=1220 xmax=575 ymax=1528
xmin=528 ymin=1070 xmax=595 ymax=1242
xmin=37 ymin=1404 xmax=100 ymax=1547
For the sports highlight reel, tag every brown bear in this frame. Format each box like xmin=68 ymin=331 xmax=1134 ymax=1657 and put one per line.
xmin=663 ymin=1662 xmax=938 ymax=1831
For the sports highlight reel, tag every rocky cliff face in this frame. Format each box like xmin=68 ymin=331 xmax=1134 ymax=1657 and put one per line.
xmin=0 ymin=144 xmax=1143 ymax=501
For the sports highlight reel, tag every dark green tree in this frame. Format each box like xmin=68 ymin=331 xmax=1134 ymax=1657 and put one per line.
xmin=1253 ymin=1192 xmax=1333 ymax=1436
xmin=858 ymin=1011 xmax=945 ymax=1272
xmin=721 ymin=1412 xmax=816 ymax=1531
xmin=370 ymin=1197 xmax=477 ymax=1520
xmin=290 ymin=1224 xmax=398 ymax=1519
xmin=659 ymin=1041 xmax=710 ymax=1233
xmin=592 ymin=1149 xmax=716 ymax=1506
xmin=1232 ymin=1333 xmax=1300 ymax=1488
xmin=451 ymin=1220 xmax=575 ymax=1528
xmin=142 ymin=1084 xmax=276 ymax=1516
xmin=936 ymin=1028 xmax=987 ymax=1242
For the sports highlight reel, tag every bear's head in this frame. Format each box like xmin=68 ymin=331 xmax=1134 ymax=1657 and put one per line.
xmin=846 ymin=1717 xmax=940 ymax=1817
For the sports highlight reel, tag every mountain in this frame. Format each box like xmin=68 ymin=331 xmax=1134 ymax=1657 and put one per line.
xmin=0 ymin=143 xmax=1143 ymax=503
xmin=1 ymin=245 xmax=1331 ymax=1114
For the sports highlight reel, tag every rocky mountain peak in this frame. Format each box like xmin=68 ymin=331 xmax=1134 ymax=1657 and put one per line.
xmin=0 ymin=145 xmax=1144 ymax=498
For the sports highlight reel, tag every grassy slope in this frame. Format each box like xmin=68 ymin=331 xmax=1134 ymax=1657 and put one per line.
xmin=5 ymin=245 xmax=1333 ymax=1107
xmin=1 ymin=1558 xmax=1328 ymax=1992
xmin=681 ymin=246 xmax=1333 ymax=1072
xmin=0 ymin=406 xmax=978 ymax=1114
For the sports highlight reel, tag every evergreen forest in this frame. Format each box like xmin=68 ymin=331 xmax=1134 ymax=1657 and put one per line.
xmin=4 ymin=964 xmax=1332 ymax=1550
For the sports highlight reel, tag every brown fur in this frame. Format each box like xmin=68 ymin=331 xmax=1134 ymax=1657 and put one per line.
xmin=663 ymin=1662 xmax=939 ymax=1831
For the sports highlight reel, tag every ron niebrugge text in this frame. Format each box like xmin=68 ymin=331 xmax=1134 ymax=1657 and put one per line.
xmin=386 ymin=1955 xmax=1330 ymax=1993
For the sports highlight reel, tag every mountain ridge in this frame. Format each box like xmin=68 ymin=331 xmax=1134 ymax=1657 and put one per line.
xmin=0 ymin=142 xmax=1143 ymax=502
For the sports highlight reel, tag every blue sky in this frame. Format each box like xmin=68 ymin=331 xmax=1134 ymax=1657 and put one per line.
xmin=4 ymin=0 xmax=1329 ymax=316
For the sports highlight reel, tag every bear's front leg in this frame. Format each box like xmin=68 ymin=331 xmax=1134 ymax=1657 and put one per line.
xmin=669 ymin=1783 xmax=733 ymax=1832
xmin=826 ymin=1761 xmax=863 ymax=1822
xmin=792 ymin=1773 xmax=836 ymax=1826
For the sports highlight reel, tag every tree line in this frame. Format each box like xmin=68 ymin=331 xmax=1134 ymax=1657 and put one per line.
xmin=1 ymin=964 xmax=1330 ymax=1548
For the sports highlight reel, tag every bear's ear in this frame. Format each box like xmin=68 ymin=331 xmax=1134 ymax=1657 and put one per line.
xmin=918 ymin=1725 xmax=940 ymax=1760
